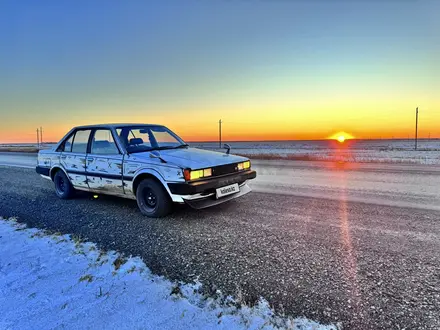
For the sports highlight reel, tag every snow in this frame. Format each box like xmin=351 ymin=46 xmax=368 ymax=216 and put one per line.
xmin=0 ymin=218 xmax=337 ymax=330
xmin=191 ymin=140 xmax=440 ymax=165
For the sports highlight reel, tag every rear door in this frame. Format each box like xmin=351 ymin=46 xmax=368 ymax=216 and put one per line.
xmin=86 ymin=129 xmax=124 ymax=195
xmin=60 ymin=129 xmax=91 ymax=189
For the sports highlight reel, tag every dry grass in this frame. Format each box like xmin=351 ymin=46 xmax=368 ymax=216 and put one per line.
xmin=79 ymin=274 xmax=94 ymax=283
xmin=113 ymin=257 xmax=125 ymax=271
xmin=0 ymin=146 xmax=39 ymax=153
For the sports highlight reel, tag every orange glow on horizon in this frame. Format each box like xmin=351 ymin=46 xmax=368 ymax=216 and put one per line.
xmin=2 ymin=126 xmax=440 ymax=144
xmin=1 ymin=107 xmax=440 ymax=144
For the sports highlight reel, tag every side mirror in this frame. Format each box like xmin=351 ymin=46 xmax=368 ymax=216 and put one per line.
xmin=150 ymin=150 xmax=167 ymax=163
xmin=150 ymin=150 xmax=161 ymax=159
xmin=223 ymin=143 xmax=231 ymax=155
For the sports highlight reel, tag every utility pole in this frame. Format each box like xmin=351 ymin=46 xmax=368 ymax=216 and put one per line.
xmin=415 ymin=107 xmax=419 ymax=150
xmin=40 ymin=126 xmax=43 ymax=147
xmin=219 ymin=119 xmax=222 ymax=148
xmin=36 ymin=128 xmax=40 ymax=149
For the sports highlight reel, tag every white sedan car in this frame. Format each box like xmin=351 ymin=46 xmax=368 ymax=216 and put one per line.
xmin=36 ymin=124 xmax=257 ymax=217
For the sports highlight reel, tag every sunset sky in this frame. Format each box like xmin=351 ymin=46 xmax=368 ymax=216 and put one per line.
xmin=1 ymin=1 xmax=439 ymax=143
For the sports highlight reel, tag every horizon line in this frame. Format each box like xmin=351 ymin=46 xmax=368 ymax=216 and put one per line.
xmin=2 ymin=137 xmax=439 ymax=145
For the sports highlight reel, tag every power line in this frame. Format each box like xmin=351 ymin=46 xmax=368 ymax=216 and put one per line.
xmin=219 ymin=119 xmax=222 ymax=148
xmin=36 ymin=128 xmax=40 ymax=149
xmin=415 ymin=107 xmax=419 ymax=150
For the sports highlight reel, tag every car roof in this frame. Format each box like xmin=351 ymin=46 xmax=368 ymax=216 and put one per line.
xmin=73 ymin=123 xmax=165 ymax=129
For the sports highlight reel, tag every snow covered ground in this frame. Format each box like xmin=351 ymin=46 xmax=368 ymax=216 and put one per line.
xmin=191 ymin=140 xmax=440 ymax=165
xmin=0 ymin=218 xmax=337 ymax=330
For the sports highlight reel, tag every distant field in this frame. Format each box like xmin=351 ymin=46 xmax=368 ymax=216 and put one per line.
xmin=0 ymin=143 xmax=55 ymax=153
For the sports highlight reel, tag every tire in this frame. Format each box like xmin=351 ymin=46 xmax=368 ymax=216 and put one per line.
xmin=53 ymin=170 xmax=75 ymax=199
xmin=136 ymin=179 xmax=172 ymax=217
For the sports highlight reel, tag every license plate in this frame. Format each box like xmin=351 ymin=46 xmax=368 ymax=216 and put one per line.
xmin=216 ymin=183 xmax=240 ymax=199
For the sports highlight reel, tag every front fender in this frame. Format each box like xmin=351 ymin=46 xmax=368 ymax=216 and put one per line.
xmin=127 ymin=167 xmax=184 ymax=202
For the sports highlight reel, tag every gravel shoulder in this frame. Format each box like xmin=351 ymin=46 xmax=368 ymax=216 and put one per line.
xmin=0 ymin=166 xmax=439 ymax=329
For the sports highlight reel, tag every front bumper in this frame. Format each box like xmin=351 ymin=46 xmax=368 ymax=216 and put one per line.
xmin=167 ymin=170 xmax=256 ymax=195
xmin=36 ymin=166 xmax=50 ymax=177
xmin=183 ymin=183 xmax=252 ymax=209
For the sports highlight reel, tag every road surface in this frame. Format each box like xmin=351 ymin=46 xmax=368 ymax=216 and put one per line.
xmin=0 ymin=152 xmax=439 ymax=329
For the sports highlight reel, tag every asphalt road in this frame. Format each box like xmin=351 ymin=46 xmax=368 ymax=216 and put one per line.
xmin=0 ymin=153 xmax=439 ymax=329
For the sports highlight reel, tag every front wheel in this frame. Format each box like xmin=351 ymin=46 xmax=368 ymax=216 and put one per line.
xmin=136 ymin=179 xmax=172 ymax=217
xmin=53 ymin=170 xmax=75 ymax=199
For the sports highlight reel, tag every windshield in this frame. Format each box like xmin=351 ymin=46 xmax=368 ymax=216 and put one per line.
xmin=116 ymin=125 xmax=187 ymax=153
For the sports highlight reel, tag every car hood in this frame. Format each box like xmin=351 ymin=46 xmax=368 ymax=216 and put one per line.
xmin=132 ymin=147 xmax=248 ymax=169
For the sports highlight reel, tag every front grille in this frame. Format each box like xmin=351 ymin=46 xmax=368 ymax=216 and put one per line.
xmin=211 ymin=163 xmax=239 ymax=177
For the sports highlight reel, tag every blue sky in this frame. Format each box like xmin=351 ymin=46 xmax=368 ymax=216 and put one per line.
xmin=0 ymin=0 xmax=439 ymax=142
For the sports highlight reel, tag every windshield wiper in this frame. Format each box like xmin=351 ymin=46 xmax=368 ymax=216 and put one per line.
xmin=127 ymin=147 xmax=159 ymax=154
xmin=173 ymin=144 xmax=189 ymax=149
xmin=127 ymin=144 xmax=188 ymax=153
xmin=158 ymin=144 xmax=189 ymax=150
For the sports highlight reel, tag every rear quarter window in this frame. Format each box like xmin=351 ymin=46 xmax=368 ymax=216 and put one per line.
xmin=57 ymin=134 xmax=74 ymax=152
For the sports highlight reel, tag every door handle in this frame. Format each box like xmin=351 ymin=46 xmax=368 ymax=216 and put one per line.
xmin=88 ymin=157 xmax=94 ymax=161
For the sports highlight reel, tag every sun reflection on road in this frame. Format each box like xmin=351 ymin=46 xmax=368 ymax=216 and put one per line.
xmin=337 ymin=170 xmax=364 ymax=318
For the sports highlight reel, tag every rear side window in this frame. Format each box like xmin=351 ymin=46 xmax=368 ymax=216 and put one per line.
xmin=91 ymin=130 xmax=119 ymax=155
xmin=71 ymin=130 xmax=91 ymax=153
xmin=59 ymin=134 xmax=74 ymax=152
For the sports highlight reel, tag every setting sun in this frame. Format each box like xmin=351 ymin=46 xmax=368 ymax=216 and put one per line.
xmin=328 ymin=131 xmax=355 ymax=142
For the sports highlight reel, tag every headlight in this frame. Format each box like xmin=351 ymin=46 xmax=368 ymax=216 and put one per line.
xmin=237 ymin=161 xmax=251 ymax=171
xmin=183 ymin=168 xmax=212 ymax=181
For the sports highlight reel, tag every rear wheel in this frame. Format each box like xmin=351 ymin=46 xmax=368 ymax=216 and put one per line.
xmin=53 ymin=170 xmax=74 ymax=199
xmin=136 ymin=179 xmax=172 ymax=217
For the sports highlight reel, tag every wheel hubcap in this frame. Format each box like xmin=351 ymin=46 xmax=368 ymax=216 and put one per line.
xmin=57 ymin=176 xmax=66 ymax=193
xmin=144 ymin=188 xmax=157 ymax=208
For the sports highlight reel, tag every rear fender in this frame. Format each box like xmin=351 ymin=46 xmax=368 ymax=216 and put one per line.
xmin=49 ymin=165 xmax=71 ymax=183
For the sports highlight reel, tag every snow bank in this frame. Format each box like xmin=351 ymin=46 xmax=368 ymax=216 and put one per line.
xmin=0 ymin=218 xmax=337 ymax=330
